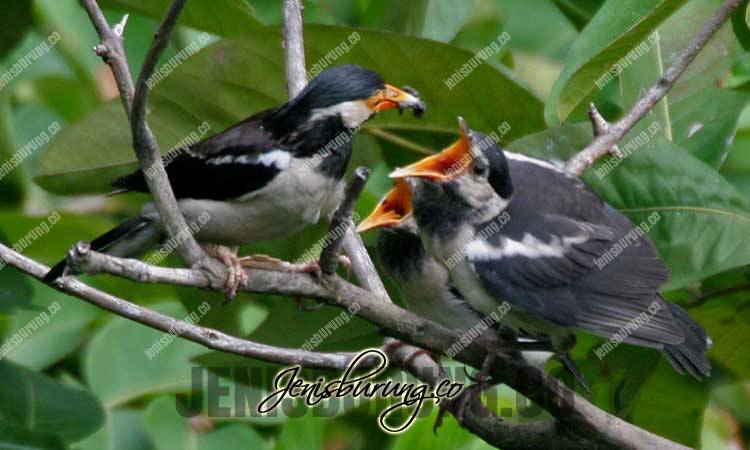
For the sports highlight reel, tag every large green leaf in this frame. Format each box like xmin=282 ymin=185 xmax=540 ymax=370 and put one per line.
xmin=382 ymin=0 xmax=479 ymax=43
xmin=508 ymin=124 xmax=750 ymax=290
xmin=143 ymin=396 xmax=272 ymax=450
xmin=36 ymin=26 xmax=545 ymax=195
xmin=546 ymin=0 xmax=687 ymax=124
xmin=83 ymin=301 xmax=208 ymax=407
xmin=100 ymin=0 xmax=263 ymax=37
xmin=0 ymin=360 xmax=105 ymax=444
xmin=557 ymin=342 xmax=708 ymax=448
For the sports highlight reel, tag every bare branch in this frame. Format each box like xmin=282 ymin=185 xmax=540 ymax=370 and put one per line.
xmin=1 ymin=243 xmax=358 ymax=369
xmin=282 ymin=0 xmax=307 ymax=96
xmin=320 ymin=167 xmax=370 ymax=276
xmin=81 ymin=1 xmax=134 ymax=112
xmin=82 ymin=0 xmax=207 ymax=267
xmin=565 ymin=0 xmax=742 ymax=176
xmin=588 ymin=102 xmax=622 ymax=158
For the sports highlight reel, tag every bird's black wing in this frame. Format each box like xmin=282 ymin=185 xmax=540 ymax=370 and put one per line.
xmin=112 ymin=109 xmax=285 ymax=200
xmin=466 ymin=211 xmax=684 ymax=345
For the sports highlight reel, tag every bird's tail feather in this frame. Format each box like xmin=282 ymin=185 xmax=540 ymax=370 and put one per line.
xmin=43 ymin=216 xmax=161 ymax=282
xmin=662 ymin=303 xmax=711 ymax=380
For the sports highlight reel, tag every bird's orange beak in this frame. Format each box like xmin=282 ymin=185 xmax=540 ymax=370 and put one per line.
xmin=389 ymin=117 xmax=472 ymax=181
xmin=356 ymin=179 xmax=413 ymax=233
xmin=366 ymin=84 xmax=426 ymax=116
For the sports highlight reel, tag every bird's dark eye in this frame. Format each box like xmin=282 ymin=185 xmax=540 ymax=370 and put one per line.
xmin=472 ymin=160 xmax=488 ymax=177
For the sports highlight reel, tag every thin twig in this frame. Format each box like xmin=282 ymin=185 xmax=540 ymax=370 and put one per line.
xmin=81 ymin=0 xmax=207 ymax=267
xmin=588 ymin=102 xmax=622 ymax=158
xmin=565 ymin=0 xmax=742 ymax=176
xmin=80 ymin=0 xmax=134 ymax=112
xmin=319 ymin=167 xmax=370 ymax=276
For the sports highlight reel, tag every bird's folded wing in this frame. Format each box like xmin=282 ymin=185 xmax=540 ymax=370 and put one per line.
xmin=466 ymin=213 xmax=683 ymax=344
xmin=111 ymin=111 xmax=288 ymax=201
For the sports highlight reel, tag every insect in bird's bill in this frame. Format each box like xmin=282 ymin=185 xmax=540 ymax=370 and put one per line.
xmin=43 ymin=65 xmax=426 ymax=298
xmin=390 ymin=117 xmax=711 ymax=381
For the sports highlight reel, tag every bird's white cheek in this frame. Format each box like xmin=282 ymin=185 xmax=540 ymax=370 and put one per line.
xmin=310 ymin=100 xmax=374 ymax=128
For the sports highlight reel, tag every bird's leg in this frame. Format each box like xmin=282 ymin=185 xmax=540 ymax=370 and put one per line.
xmin=202 ymin=244 xmax=247 ymax=301
xmin=435 ymin=352 xmax=497 ymax=431
xmin=553 ymin=334 xmax=590 ymax=393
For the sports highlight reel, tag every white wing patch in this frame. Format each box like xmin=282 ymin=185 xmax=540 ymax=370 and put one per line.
xmin=205 ymin=149 xmax=291 ymax=170
xmin=466 ymin=233 xmax=588 ymax=261
xmin=505 ymin=152 xmax=571 ymax=176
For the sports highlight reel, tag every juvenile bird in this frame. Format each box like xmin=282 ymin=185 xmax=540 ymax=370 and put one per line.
xmin=44 ymin=65 xmax=426 ymax=297
xmin=391 ymin=117 xmax=711 ymax=380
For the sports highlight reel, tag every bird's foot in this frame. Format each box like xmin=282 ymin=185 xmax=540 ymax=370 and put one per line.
xmin=435 ymin=353 xmax=497 ymax=432
xmin=202 ymin=244 xmax=247 ymax=302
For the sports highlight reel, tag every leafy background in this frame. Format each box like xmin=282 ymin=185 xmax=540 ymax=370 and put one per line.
xmin=0 ymin=0 xmax=749 ymax=448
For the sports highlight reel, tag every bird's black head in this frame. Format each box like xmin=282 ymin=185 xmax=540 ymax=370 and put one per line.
xmin=390 ymin=117 xmax=513 ymax=227
xmin=271 ymin=65 xmax=426 ymax=133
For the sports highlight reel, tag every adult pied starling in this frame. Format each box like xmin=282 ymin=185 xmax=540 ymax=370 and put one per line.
xmin=390 ymin=118 xmax=711 ymax=380
xmin=44 ymin=65 xmax=426 ymax=297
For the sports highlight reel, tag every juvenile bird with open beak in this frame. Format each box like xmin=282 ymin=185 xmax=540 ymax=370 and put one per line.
xmin=390 ymin=117 xmax=711 ymax=381
xmin=44 ymin=65 xmax=426 ymax=298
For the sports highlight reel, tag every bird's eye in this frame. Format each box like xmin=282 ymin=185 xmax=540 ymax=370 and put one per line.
xmin=472 ymin=160 xmax=488 ymax=177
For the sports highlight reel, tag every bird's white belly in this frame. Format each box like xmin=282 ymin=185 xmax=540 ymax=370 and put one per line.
xmin=144 ymin=165 xmax=339 ymax=245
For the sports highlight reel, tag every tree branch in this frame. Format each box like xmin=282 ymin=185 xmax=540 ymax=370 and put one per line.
xmin=81 ymin=0 xmax=207 ymax=267
xmin=565 ymin=0 xmax=742 ymax=176
xmin=319 ymin=167 xmax=370 ymax=276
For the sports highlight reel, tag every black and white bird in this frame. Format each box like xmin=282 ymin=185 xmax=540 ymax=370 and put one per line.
xmin=356 ymin=179 xmax=570 ymax=381
xmin=44 ymin=65 xmax=426 ymax=296
xmin=390 ymin=117 xmax=711 ymax=380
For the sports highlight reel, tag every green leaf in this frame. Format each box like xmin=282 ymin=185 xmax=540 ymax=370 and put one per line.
xmin=275 ymin=411 xmax=325 ymax=450
xmin=691 ymin=293 xmax=750 ymax=379
xmin=0 ymin=423 xmax=65 ymax=450
xmin=546 ymin=0 xmax=687 ymax=124
xmin=36 ymin=26 xmax=545 ymax=195
xmin=383 ymin=0 xmax=478 ymax=42
xmin=2 ymin=280 xmax=100 ymax=370
xmin=730 ymin=0 xmax=750 ymax=50
xmin=508 ymin=124 xmax=750 ymax=289
xmin=0 ymin=0 xmax=33 ymax=60
xmin=392 ymin=408 xmax=495 ymax=450
xmin=0 ymin=91 xmax=26 ymax=207
xmin=143 ymin=396 xmax=272 ymax=450
xmin=559 ymin=343 xmax=708 ymax=448
xmin=0 ymin=360 xmax=105 ymax=444
xmin=83 ymin=301 xmax=208 ymax=407
xmin=99 ymin=0 xmax=263 ymax=37
xmin=552 ymin=0 xmax=605 ymax=30
xmin=75 ymin=408 xmax=155 ymax=450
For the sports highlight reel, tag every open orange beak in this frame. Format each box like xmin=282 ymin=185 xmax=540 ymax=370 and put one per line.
xmin=356 ymin=179 xmax=413 ymax=233
xmin=389 ymin=117 xmax=473 ymax=181
xmin=366 ymin=84 xmax=426 ymax=116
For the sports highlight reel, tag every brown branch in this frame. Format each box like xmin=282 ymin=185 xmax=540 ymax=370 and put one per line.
xmin=30 ymin=242 xmax=690 ymax=450
xmin=565 ymin=0 xmax=742 ymax=176
xmin=81 ymin=0 xmax=207 ymax=267
xmin=280 ymin=0 xmax=392 ymax=301
xmin=319 ymin=167 xmax=370 ymax=276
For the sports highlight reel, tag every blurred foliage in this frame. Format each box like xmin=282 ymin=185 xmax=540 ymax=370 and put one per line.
xmin=0 ymin=0 xmax=749 ymax=448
